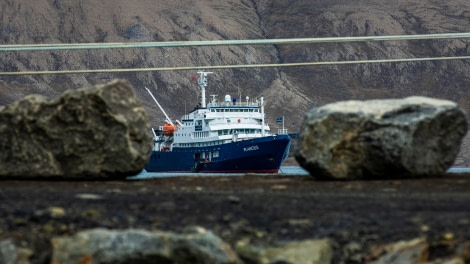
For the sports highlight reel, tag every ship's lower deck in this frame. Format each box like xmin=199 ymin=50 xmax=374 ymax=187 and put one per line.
xmin=145 ymin=134 xmax=291 ymax=173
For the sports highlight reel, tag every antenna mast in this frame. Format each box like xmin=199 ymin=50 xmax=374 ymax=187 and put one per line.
xmin=197 ymin=70 xmax=213 ymax=108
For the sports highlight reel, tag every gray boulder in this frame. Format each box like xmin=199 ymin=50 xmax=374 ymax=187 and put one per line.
xmin=0 ymin=80 xmax=152 ymax=179
xmin=235 ymin=238 xmax=332 ymax=264
xmin=0 ymin=239 xmax=33 ymax=264
xmin=51 ymin=227 xmax=241 ymax=264
xmin=295 ymin=96 xmax=467 ymax=179
xmin=0 ymin=239 xmax=17 ymax=264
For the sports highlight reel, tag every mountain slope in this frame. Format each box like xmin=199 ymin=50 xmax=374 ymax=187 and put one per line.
xmin=1 ymin=0 xmax=470 ymax=163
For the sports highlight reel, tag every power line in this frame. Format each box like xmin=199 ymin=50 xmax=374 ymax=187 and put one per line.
xmin=2 ymin=55 xmax=470 ymax=76
xmin=1 ymin=32 xmax=470 ymax=75
xmin=1 ymin=32 xmax=470 ymax=52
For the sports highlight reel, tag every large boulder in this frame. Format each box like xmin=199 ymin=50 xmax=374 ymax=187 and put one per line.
xmin=0 ymin=239 xmax=33 ymax=264
xmin=295 ymin=96 xmax=467 ymax=179
xmin=235 ymin=238 xmax=332 ymax=264
xmin=0 ymin=80 xmax=152 ymax=179
xmin=51 ymin=227 xmax=241 ymax=264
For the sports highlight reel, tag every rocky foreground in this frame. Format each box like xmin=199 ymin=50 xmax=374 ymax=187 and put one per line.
xmin=0 ymin=80 xmax=468 ymax=263
xmin=1 ymin=174 xmax=470 ymax=263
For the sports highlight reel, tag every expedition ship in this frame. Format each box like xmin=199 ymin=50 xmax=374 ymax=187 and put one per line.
xmin=144 ymin=71 xmax=291 ymax=173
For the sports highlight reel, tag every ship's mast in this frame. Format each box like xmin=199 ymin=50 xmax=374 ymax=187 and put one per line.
xmin=197 ymin=70 xmax=213 ymax=108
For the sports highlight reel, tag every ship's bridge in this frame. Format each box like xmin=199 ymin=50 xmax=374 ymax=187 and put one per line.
xmin=205 ymin=106 xmax=262 ymax=119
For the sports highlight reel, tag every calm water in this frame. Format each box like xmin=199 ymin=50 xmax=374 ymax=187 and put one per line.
xmin=128 ymin=166 xmax=470 ymax=180
xmin=128 ymin=166 xmax=308 ymax=180
xmin=447 ymin=167 xmax=470 ymax=173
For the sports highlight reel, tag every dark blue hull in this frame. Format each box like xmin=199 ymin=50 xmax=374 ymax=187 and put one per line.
xmin=145 ymin=134 xmax=290 ymax=173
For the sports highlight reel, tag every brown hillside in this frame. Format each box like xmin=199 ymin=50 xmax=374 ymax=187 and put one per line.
xmin=1 ymin=0 xmax=470 ymax=164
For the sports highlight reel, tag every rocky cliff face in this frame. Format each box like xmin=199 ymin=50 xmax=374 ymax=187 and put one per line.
xmin=1 ymin=0 xmax=470 ymax=163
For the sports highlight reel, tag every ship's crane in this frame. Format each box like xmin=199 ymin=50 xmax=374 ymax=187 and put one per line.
xmin=145 ymin=87 xmax=174 ymax=126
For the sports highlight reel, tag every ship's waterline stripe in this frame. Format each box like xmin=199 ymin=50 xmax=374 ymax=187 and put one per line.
xmin=1 ymin=32 xmax=470 ymax=51
xmin=2 ymin=55 xmax=470 ymax=76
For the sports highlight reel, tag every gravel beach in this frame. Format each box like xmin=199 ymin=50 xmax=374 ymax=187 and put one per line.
xmin=1 ymin=172 xmax=470 ymax=263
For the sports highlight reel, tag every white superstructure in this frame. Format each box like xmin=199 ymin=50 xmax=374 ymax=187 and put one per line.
xmin=149 ymin=70 xmax=273 ymax=152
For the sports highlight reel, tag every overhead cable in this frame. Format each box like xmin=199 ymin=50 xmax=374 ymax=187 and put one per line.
xmin=2 ymin=55 xmax=470 ymax=76
xmin=1 ymin=32 xmax=470 ymax=52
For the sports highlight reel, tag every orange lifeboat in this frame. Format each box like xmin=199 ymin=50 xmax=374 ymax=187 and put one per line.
xmin=162 ymin=123 xmax=175 ymax=136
